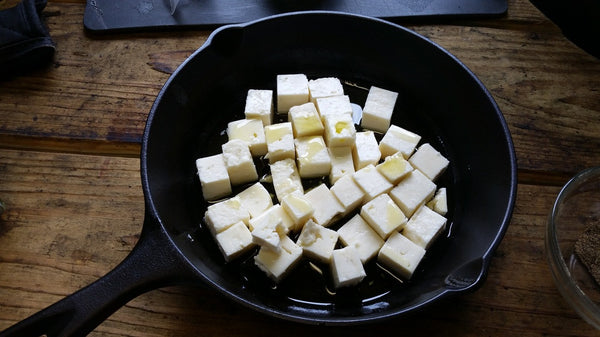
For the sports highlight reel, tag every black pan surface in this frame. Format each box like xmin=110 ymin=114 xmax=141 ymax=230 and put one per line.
xmin=143 ymin=10 xmax=517 ymax=324
xmin=0 ymin=11 xmax=517 ymax=336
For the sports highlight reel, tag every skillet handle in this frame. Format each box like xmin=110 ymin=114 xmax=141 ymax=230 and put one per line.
xmin=0 ymin=212 xmax=196 ymax=337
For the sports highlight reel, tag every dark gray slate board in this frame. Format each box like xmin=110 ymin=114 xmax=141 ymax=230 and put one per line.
xmin=84 ymin=0 xmax=508 ymax=32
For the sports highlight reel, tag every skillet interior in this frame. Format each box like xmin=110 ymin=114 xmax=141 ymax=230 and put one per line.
xmin=142 ymin=11 xmax=517 ymax=324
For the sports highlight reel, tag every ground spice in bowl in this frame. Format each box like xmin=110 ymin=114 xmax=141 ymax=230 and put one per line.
xmin=575 ymin=222 xmax=600 ymax=286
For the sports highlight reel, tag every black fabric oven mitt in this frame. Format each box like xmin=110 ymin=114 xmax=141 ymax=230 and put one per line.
xmin=0 ymin=0 xmax=55 ymax=77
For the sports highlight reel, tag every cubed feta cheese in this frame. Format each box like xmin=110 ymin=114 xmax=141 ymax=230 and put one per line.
xmin=227 ymin=119 xmax=267 ymax=156
xmin=251 ymin=218 xmax=286 ymax=252
xmin=328 ymin=146 xmax=355 ymax=185
xmin=315 ymin=95 xmax=353 ymax=121
xmin=297 ymin=220 xmax=339 ymax=263
xmin=304 ymin=184 xmax=344 ymax=227
xmin=352 ymin=131 xmax=381 ymax=170
xmin=427 ymin=187 xmax=448 ymax=216
xmin=376 ymin=152 xmax=414 ymax=185
xmin=360 ymin=86 xmax=398 ymax=133
xmin=378 ymin=231 xmax=426 ymax=280
xmin=264 ymin=122 xmax=295 ymax=163
xmin=361 ymin=193 xmax=407 ymax=239
xmin=294 ymin=136 xmax=331 ymax=179
xmin=270 ymin=158 xmax=304 ymax=202
xmin=248 ymin=204 xmax=294 ymax=234
xmin=277 ymin=74 xmax=309 ymax=114
xmin=330 ymin=174 xmax=365 ymax=216
xmin=378 ymin=124 xmax=421 ymax=158
xmin=403 ymin=205 xmax=447 ymax=249
xmin=331 ymin=246 xmax=366 ymax=288
xmin=204 ymin=196 xmax=250 ymax=236
xmin=244 ymin=89 xmax=273 ymax=126
xmin=214 ymin=221 xmax=255 ymax=262
xmin=236 ymin=182 xmax=273 ymax=218
xmin=323 ymin=113 xmax=356 ymax=148
xmin=337 ymin=214 xmax=384 ymax=263
xmin=408 ymin=143 xmax=449 ymax=181
xmin=352 ymin=164 xmax=393 ymax=201
xmin=195 ymin=154 xmax=232 ymax=201
xmin=281 ymin=193 xmax=314 ymax=231
xmin=308 ymin=77 xmax=344 ymax=104
xmin=288 ymin=102 xmax=324 ymax=138
xmin=221 ymin=139 xmax=258 ymax=186
xmin=389 ymin=170 xmax=436 ymax=218
xmin=254 ymin=234 xmax=303 ymax=282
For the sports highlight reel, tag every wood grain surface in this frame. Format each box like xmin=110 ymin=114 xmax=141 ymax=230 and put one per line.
xmin=1 ymin=0 xmax=600 ymax=336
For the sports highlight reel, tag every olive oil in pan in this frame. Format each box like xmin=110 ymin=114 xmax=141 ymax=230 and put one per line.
xmin=190 ymin=78 xmax=454 ymax=307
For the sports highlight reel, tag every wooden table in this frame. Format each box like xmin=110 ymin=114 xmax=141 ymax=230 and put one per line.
xmin=1 ymin=0 xmax=599 ymax=335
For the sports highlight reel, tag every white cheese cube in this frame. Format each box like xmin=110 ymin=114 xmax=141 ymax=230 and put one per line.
xmin=249 ymin=204 xmax=294 ymax=234
xmin=264 ymin=122 xmax=295 ymax=163
xmin=376 ymin=152 xmax=414 ymax=185
xmin=328 ymin=146 xmax=355 ymax=185
xmin=315 ymin=95 xmax=353 ymax=121
xmin=297 ymin=220 xmax=339 ymax=263
xmin=251 ymin=218 xmax=286 ymax=252
xmin=360 ymin=193 xmax=407 ymax=239
xmin=270 ymin=158 xmax=304 ymax=202
xmin=227 ymin=119 xmax=267 ymax=156
xmin=254 ymin=234 xmax=303 ymax=282
xmin=204 ymin=196 xmax=250 ymax=236
xmin=403 ymin=205 xmax=447 ymax=249
xmin=337 ymin=214 xmax=384 ymax=264
xmin=244 ymin=89 xmax=273 ymax=126
xmin=389 ymin=170 xmax=436 ymax=218
xmin=221 ymin=139 xmax=258 ymax=186
xmin=427 ymin=187 xmax=448 ymax=216
xmin=195 ymin=154 xmax=232 ymax=201
xmin=352 ymin=131 xmax=381 ymax=170
xmin=330 ymin=174 xmax=365 ymax=216
xmin=308 ymin=77 xmax=344 ymax=104
xmin=236 ymin=182 xmax=273 ymax=218
xmin=378 ymin=124 xmax=421 ymax=158
xmin=277 ymin=74 xmax=309 ymax=114
xmin=288 ymin=102 xmax=324 ymax=138
xmin=323 ymin=113 xmax=356 ymax=148
xmin=214 ymin=221 xmax=255 ymax=262
xmin=378 ymin=231 xmax=426 ymax=280
xmin=360 ymin=86 xmax=398 ymax=133
xmin=304 ymin=184 xmax=344 ymax=227
xmin=281 ymin=193 xmax=314 ymax=231
xmin=331 ymin=246 xmax=366 ymax=288
xmin=294 ymin=136 xmax=331 ymax=179
xmin=352 ymin=164 xmax=393 ymax=201
xmin=408 ymin=143 xmax=449 ymax=181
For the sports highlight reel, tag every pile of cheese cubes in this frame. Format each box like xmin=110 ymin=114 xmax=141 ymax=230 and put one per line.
xmin=195 ymin=74 xmax=449 ymax=288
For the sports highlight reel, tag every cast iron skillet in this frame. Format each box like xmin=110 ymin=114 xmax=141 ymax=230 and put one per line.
xmin=0 ymin=11 xmax=517 ymax=337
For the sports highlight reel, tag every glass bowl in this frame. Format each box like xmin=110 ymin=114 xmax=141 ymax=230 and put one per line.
xmin=546 ymin=166 xmax=600 ymax=329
